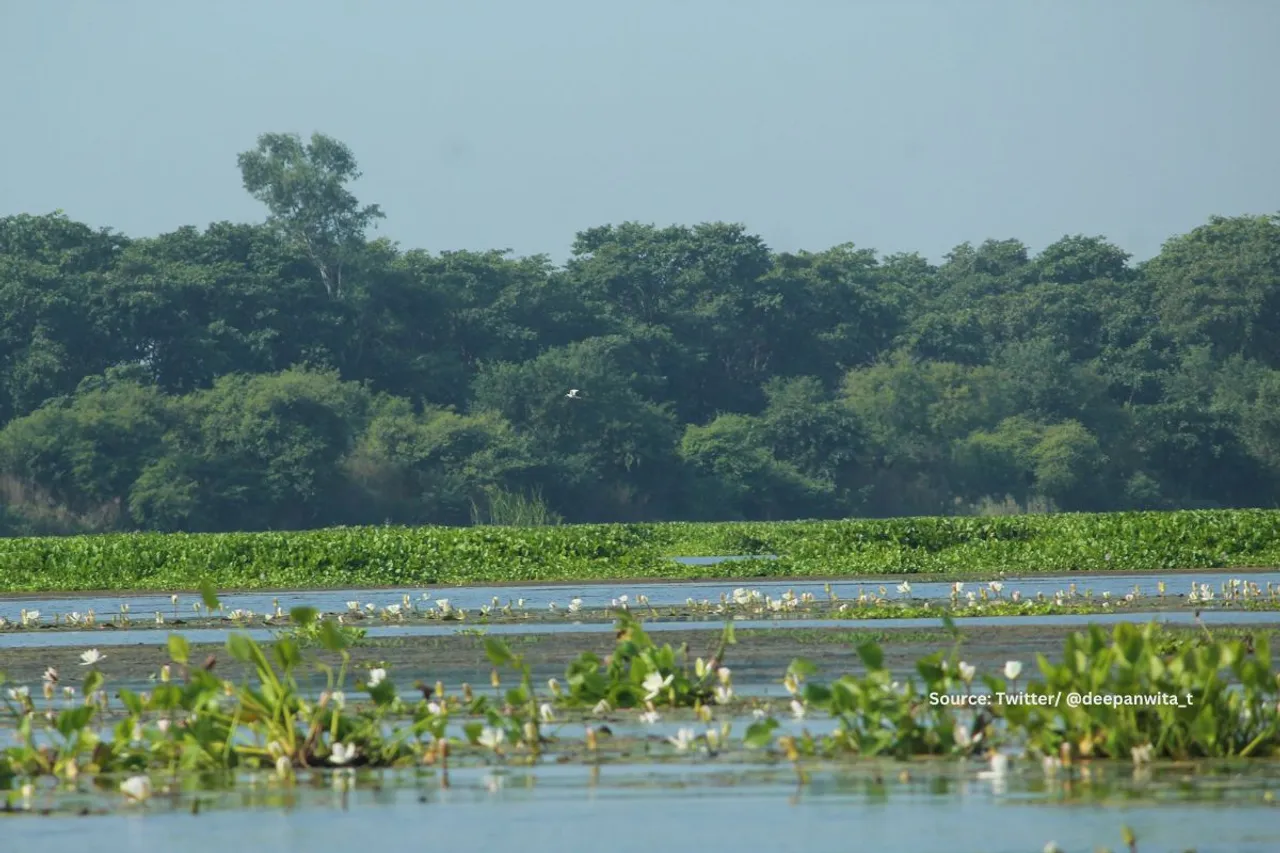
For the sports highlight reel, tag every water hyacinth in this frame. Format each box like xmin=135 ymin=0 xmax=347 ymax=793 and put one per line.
xmin=0 ymin=595 xmax=1277 ymax=810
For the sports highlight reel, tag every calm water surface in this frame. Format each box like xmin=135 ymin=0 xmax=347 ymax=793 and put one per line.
xmin=3 ymin=764 xmax=1277 ymax=853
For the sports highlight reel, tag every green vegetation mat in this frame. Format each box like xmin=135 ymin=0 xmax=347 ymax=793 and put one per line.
xmin=2 ymin=508 xmax=1279 ymax=592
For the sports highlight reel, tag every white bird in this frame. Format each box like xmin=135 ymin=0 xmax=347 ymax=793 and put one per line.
xmin=565 ymin=389 xmax=583 ymax=399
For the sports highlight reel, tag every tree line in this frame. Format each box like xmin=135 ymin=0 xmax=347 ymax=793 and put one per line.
xmin=1 ymin=131 xmax=1278 ymax=534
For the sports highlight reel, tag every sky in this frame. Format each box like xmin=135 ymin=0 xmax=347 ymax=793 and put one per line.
xmin=2 ymin=0 xmax=1277 ymax=266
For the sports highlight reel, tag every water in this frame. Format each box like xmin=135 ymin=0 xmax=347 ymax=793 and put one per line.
xmin=3 ymin=763 xmax=1278 ymax=852
xmin=2 ymin=609 xmax=1277 ymax=650
xmin=3 ymin=567 xmax=1275 ymax=625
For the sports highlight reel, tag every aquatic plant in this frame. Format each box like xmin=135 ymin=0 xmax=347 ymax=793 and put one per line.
xmin=759 ymin=617 xmax=1280 ymax=763
xmin=3 ymin=509 xmax=1280 ymax=592
xmin=557 ymin=611 xmax=735 ymax=709
xmin=1 ymin=607 xmax=1278 ymax=810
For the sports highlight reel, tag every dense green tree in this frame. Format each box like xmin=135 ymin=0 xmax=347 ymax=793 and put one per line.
xmin=1 ymin=132 xmax=1278 ymax=532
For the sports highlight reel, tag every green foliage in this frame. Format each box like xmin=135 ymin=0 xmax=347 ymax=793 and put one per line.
xmin=1 ymin=615 xmax=1274 ymax=792
xmin=558 ymin=612 xmax=733 ymax=708
xmin=237 ymin=132 xmax=384 ymax=300
xmin=2 ymin=509 xmax=1280 ymax=591
xmin=768 ymin=621 xmax=1280 ymax=761
xmin=470 ymin=485 xmax=563 ymax=527
xmin=3 ymin=135 xmax=1280 ymax=530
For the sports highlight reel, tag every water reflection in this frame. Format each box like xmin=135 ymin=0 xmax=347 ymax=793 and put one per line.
xmin=2 ymin=763 xmax=1277 ymax=853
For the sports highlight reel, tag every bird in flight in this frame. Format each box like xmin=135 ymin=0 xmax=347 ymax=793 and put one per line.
xmin=565 ymin=389 xmax=584 ymax=399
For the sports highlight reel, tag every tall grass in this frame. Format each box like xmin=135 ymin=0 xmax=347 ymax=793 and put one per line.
xmin=469 ymin=485 xmax=564 ymax=527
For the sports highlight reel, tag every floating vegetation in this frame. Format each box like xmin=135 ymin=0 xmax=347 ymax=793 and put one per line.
xmin=2 ymin=586 xmax=1278 ymax=814
xmin=4 ymin=509 xmax=1280 ymax=593
xmin=4 ymin=577 xmax=1278 ymax=635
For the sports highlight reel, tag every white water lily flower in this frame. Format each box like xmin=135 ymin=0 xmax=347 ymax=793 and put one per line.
xmin=367 ymin=668 xmax=387 ymax=688
xmin=1131 ymin=743 xmax=1153 ymax=765
xmin=668 ymin=728 xmax=697 ymax=752
xmin=897 ymin=581 xmax=912 ymax=596
xmin=790 ymin=699 xmax=806 ymax=720
xmin=478 ymin=727 xmax=505 ymax=749
xmin=642 ymin=671 xmax=674 ymax=701
xmin=42 ymin=667 xmax=58 ymax=684
xmin=275 ymin=755 xmax=293 ymax=779
xmin=540 ymin=702 xmax=555 ymax=722
xmin=346 ymin=601 xmax=360 ymax=611
xmin=79 ymin=649 xmax=105 ymax=666
xmin=157 ymin=719 xmax=172 ymax=734
xmin=639 ymin=710 xmax=661 ymax=724
xmin=547 ymin=677 xmax=562 ymax=696
xmin=593 ymin=699 xmax=612 ymax=715
xmin=568 ymin=598 xmax=583 ymax=613
xmin=958 ymin=662 xmax=976 ymax=684
xmin=752 ymin=708 xmax=767 ymax=720
xmin=427 ymin=701 xmax=442 ymax=715
xmin=120 ymin=775 xmax=152 ymax=802
xmin=989 ymin=581 xmax=1004 ymax=594
xmin=1003 ymin=661 xmax=1023 ymax=681
xmin=6 ymin=686 xmax=29 ymax=701
xmin=715 ymin=685 xmax=734 ymax=705
xmin=716 ymin=666 xmax=732 ymax=685
xmin=330 ymin=742 xmax=357 ymax=765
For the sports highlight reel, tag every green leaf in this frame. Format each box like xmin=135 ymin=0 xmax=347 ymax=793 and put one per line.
xmin=462 ymin=722 xmax=484 ymax=744
xmin=273 ymin=638 xmax=302 ymax=673
xmin=744 ymin=718 xmax=779 ymax=748
xmin=81 ymin=669 xmax=104 ymax=698
xmin=227 ymin=633 xmax=256 ymax=663
xmin=483 ymin=637 xmax=514 ymax=668
xmin=199 ymin=579 xmax=220 ymax=612
xmin=167 ymin=634 xmax=190 ymax=665
xmin=56 ymin=705 xmax=95 ymax=739
xmin=787 ymin=658 xmax=818 ymax=679
xmin=803 ymin=683 xmax=832 ymax=705
xmin=856 ymin=640 xmax=885 ymax=671
xmin=318 ymin=618 xmax=349 ymax=652
xmin=369 ymin=680 xmax=396 ymax=707
xmin=290 ymin=606 xmax=318 ymax=628
xmin=118 ymin=689 xmax=143 ymax=716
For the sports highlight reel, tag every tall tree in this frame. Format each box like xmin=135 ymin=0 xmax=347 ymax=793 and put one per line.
xmin=237 ymin=132 xmax=384 ymax=299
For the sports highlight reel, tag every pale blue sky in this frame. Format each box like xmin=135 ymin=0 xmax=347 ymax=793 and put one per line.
xmin=2 ymin=0 xmax=1276 ymax=264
